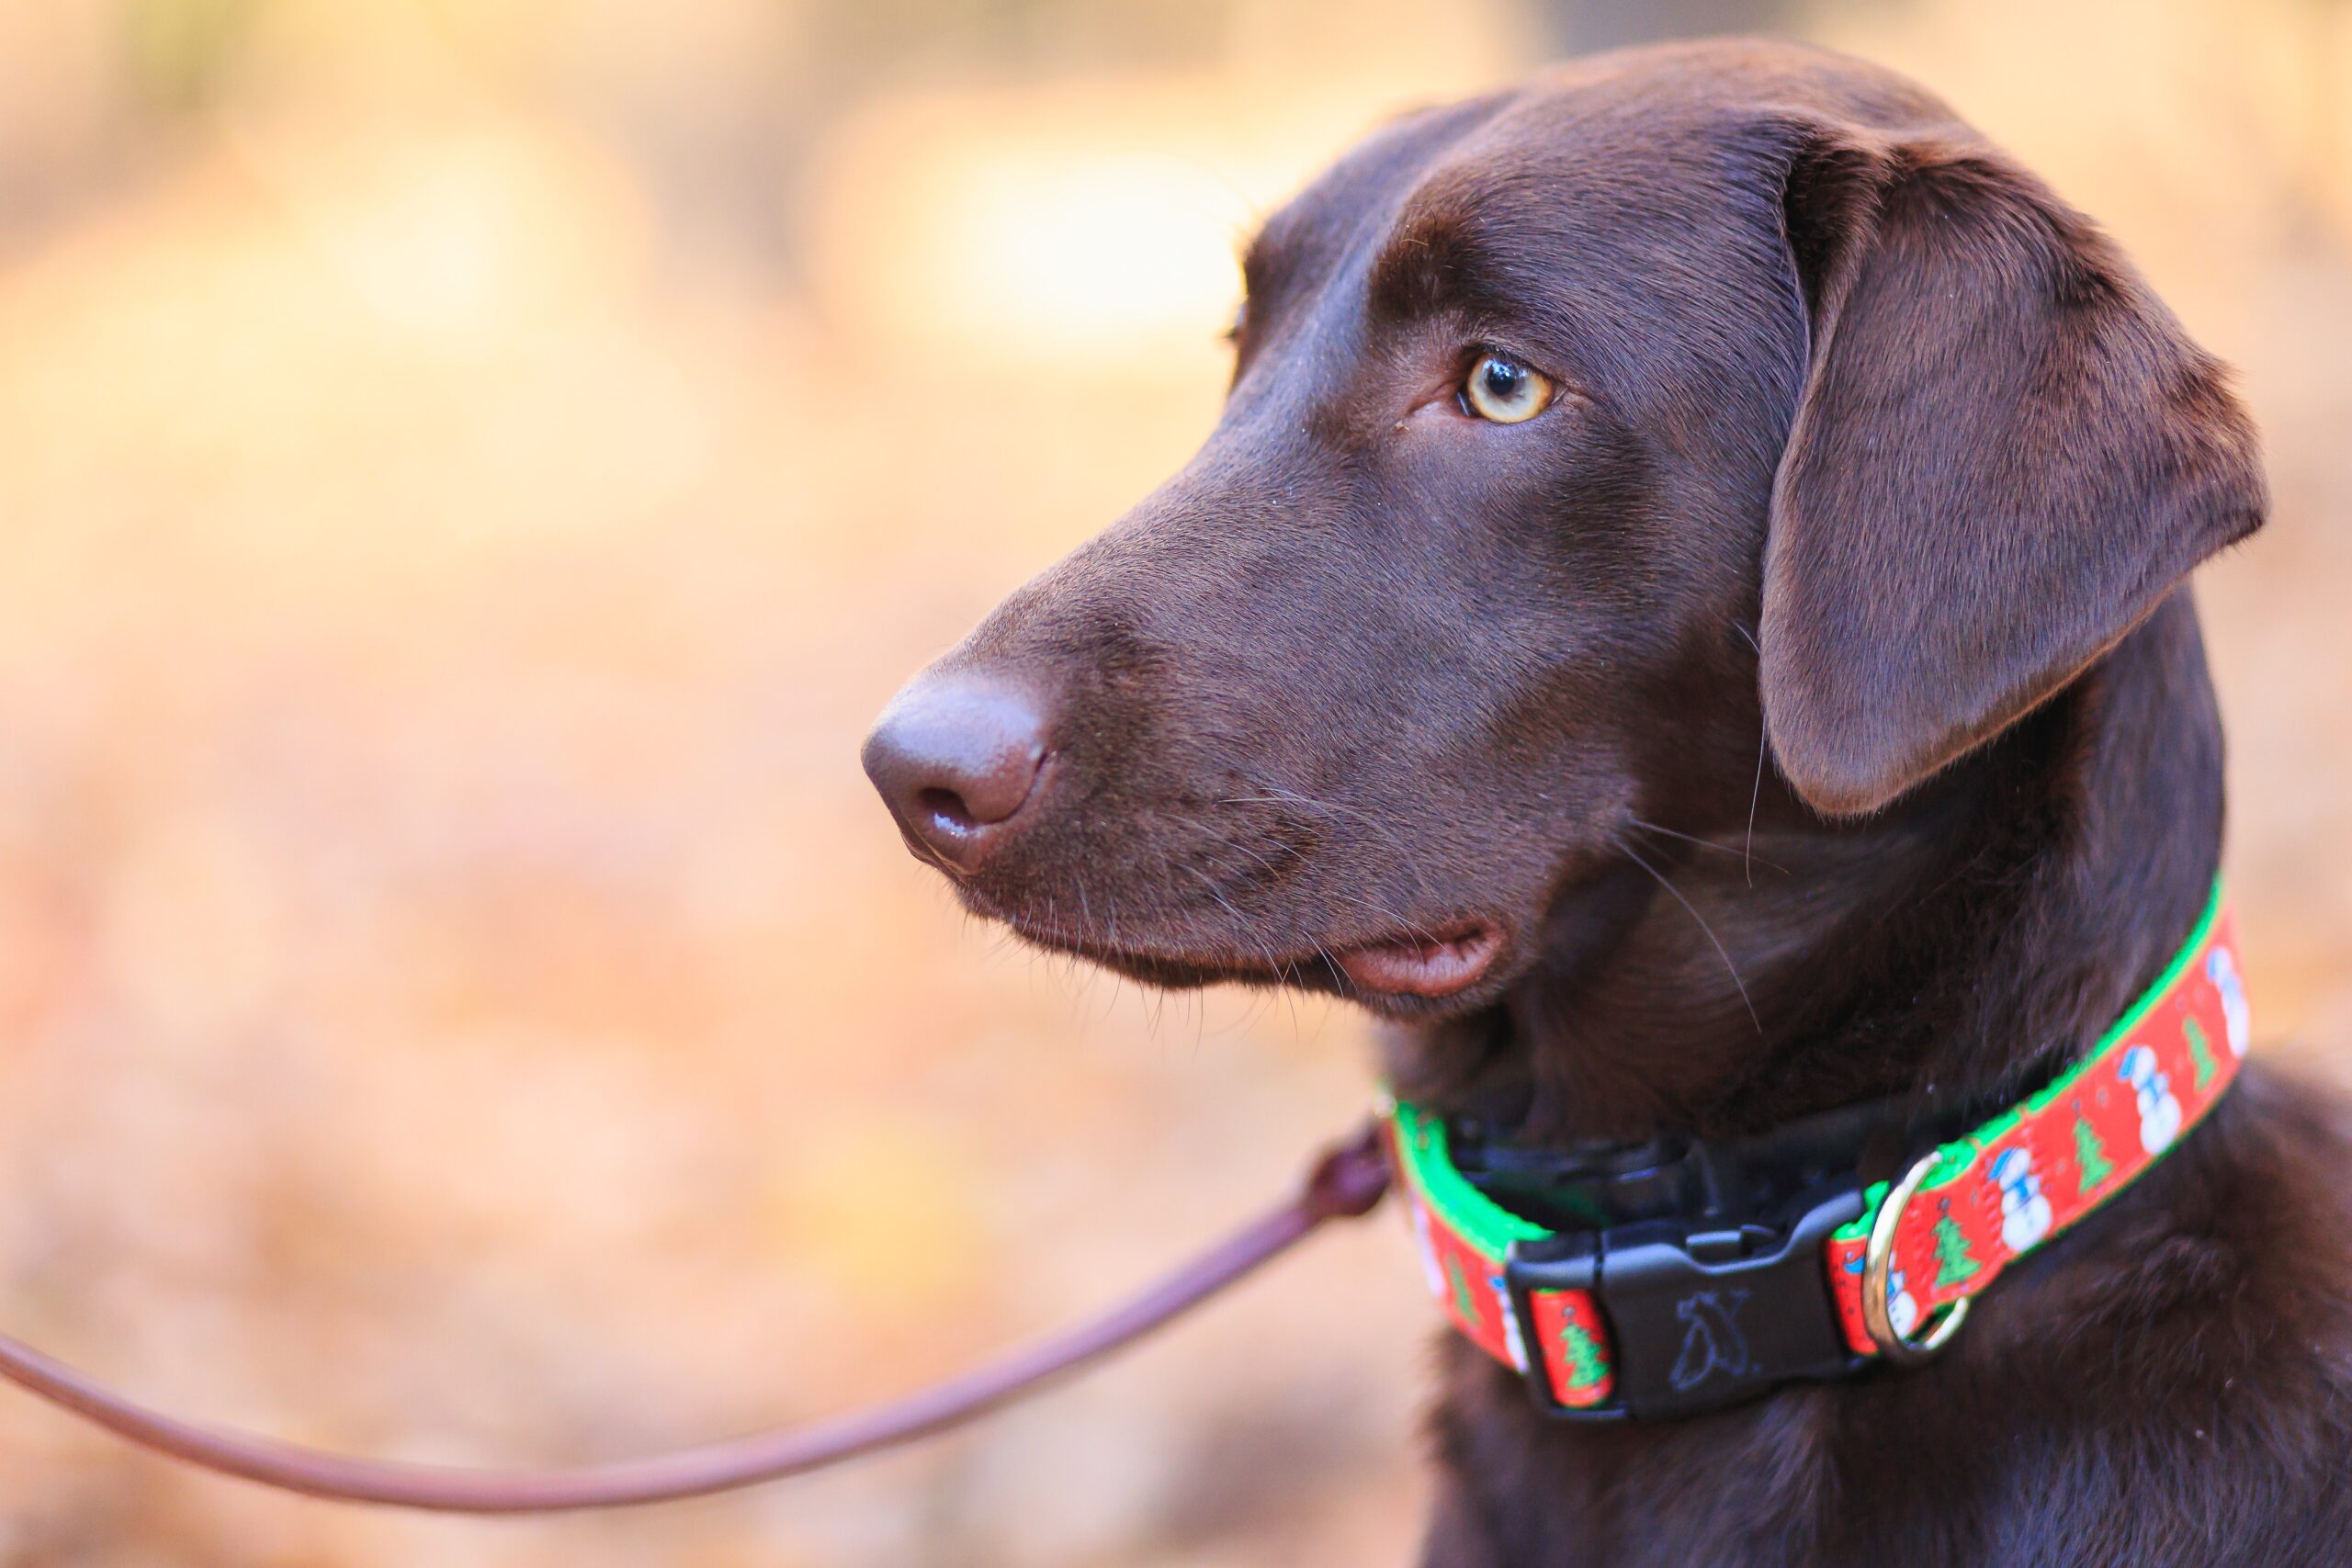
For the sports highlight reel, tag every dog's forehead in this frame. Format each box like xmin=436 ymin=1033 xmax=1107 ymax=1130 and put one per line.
xmin=1251 ymin=39 xmax=1951 ymax=297
xmin=1385 ymin=98 xmax=1769 ymax=282
xmin=1230 ymin=41 xmax=1964 ymax=426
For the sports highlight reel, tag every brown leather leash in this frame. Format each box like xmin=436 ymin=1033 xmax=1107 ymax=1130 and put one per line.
xmin=0 ymin=1124 xmax=1389 ymax=1513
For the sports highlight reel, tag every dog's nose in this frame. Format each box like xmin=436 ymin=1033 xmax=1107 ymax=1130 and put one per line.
xmin=862 ymin=673 xmax=1048 ymax=872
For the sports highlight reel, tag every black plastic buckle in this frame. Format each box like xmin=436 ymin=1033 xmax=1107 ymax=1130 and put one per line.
xmin=1503 ymin=1180 xmax=1867 ymax=1420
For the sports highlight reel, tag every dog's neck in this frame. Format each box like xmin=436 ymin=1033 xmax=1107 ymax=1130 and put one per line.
xmin=1386 ymin=592 xmax=2226 ymax=1152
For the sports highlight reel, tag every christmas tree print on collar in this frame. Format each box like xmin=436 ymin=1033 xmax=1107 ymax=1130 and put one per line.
xmin=2070 ymin=1105 xmax=2117 ymax=1194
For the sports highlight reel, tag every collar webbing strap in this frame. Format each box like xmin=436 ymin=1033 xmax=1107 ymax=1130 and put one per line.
xmin=1385 ymin=884 xmax=2247 ymax=1418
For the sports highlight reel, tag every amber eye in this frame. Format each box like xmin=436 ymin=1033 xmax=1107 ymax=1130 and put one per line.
xmin=1463 ymin=353 xmax=1554 ymax=423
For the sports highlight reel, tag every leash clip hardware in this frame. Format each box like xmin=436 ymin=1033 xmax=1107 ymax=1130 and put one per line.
xmin=1504 ymin=1180 xmax=1868 ymax=1421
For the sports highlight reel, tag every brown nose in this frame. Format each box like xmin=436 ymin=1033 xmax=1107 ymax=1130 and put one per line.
xmin=861 ymin=673 xmax=1048 ymax=872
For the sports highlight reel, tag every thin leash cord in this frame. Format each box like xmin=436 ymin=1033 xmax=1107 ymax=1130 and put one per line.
xmin=0 ymin=1125 xmax=1390 ymax=1514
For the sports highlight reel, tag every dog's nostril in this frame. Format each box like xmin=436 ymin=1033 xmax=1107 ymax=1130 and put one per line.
xmin=861 ymin=672 xmax=1050 ymax=871
xmin=916 ymin=785 xmax=980 ymax=835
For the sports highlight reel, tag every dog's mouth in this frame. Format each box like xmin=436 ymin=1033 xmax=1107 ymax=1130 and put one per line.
xmin=966 ymin=886 xmax=1508 ymax=1006
xmin=1330 ymin=921 xmax=1505 ymax=998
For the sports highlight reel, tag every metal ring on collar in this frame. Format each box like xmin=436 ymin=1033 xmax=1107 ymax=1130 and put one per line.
xmin=1860 ymin=1148 xmax=1972 ymax=1364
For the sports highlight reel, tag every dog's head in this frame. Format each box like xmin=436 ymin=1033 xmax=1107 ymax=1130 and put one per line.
xmin=862 ymin=39 xmax=2263 ymax=1020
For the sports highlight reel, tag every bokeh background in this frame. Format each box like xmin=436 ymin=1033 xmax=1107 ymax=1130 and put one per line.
xmin=0 ymin=0 xmax=2346 ymax=1562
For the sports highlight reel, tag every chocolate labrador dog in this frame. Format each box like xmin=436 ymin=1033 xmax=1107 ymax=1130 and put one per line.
xmin=862 ymin=37 xmax=2352 ymax=1567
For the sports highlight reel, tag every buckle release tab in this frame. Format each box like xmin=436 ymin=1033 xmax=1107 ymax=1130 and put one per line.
xmin=1506 ymin=1182 xmax=1865 ymax=1420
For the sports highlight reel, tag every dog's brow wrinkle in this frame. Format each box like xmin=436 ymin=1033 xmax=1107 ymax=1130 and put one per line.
xmin=1367 ymin=234 xmax=1450 ymax=321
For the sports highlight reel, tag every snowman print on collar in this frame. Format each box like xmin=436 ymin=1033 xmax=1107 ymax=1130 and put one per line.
xmin=1988 ymin=1146 xmax=2054 ymax=1253
xmin=1884 ymin=1268 xmax=1919 ymax=1338
xmin=2120 ymin=1043 xmax=2185 ymax=1154
xmin=2208 ymin=947 xmax=2253 ymax=1059
xmin=1846 ymin=1253 xmax=1925 ymax=1336
xmin=1488 ymin=1271 xmax=1529 ymax=1372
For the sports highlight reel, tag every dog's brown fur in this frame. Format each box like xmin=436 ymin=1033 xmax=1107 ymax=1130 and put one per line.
xmin=865 ymin=39 xmax=2352 ymax=1566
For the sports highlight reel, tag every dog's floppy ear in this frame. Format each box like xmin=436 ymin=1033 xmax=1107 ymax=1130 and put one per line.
xmin=1758 ymin=127 xmax=2266 ymax=818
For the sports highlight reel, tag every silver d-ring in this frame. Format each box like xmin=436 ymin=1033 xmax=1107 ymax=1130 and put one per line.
xmin=1861 ymin=1149 xmax=1973 ymax=1365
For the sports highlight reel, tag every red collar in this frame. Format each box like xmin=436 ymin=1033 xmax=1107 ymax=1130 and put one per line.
xmin=1384 ymin=883 xmax=2246 ymax=1419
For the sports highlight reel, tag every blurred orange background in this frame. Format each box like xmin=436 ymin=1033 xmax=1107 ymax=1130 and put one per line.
xmin=0 ymin=1 xmax=2346 ymax=1563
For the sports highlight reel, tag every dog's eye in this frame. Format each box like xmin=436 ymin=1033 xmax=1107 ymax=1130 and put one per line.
xmin=1463 ymin=353 xmax=1554 ymax=423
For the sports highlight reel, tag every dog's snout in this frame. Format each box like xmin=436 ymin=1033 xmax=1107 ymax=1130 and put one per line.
xmin=862 ymin=673 xmax=1048 ymax=872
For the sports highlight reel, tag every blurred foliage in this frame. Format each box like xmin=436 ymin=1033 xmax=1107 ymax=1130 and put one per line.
xmin=0 ymin=1 xmax=2342 ymax=1564
xmin=119 ymin=0 xmax=262 ymax=111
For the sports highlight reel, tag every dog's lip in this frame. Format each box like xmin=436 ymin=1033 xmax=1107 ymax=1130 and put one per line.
xmin=962 ymin=889 xmax=1507 ymax=1001
xmin=1332 ymin=921 xmax=1505 ymax=998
